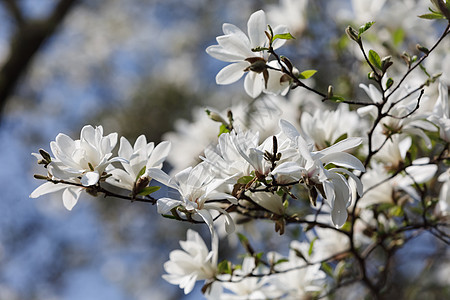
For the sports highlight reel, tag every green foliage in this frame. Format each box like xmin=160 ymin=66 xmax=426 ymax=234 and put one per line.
xmin=321 ymin=262 xmax=334 ymax=277
xmin=328 ymin=95 xmax=346 ymax=103
xmin=308 ymin=237 xmax=317 ymax=256
xmin=137 ymin=186 xmax=160 ymax=196
xmin=217 ymin=260 xmax=232 ymax=274
xmin=358 ymin=21 xmax=375 ymax=37
xmin=136 ymin=166 xmax=146 ymax=181
xmin=237 ymin=175 xmax=254 ymax=184
xmin=386 ymin=77 xmax=394 ymax=89
xmin=393 ymin=28 xmax=405 ymax=46
xmin=298 ymin=69 xmax=317 ymax=79
xmin=272 ymin=32 xmax=295 ymax=42
xmin=368 ymin=49 xmax=382 ymax=70
xmin=218 ymin=124 xmax=230 ymax=136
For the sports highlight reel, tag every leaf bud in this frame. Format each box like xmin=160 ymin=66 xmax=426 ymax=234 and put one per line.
xmin=280 ymin=56 xmax=293 ymax=72
xmin=381 ymin=56 xmax=393 ymax=72
xmin=327 ymin=85 xmax=334 ymax=98
xmin=245 ymin=57 xmax=267 ymax=73
xmin=34 ymin=174 xmax=49 ymax=180
xmin=416 ymin=44 xmax=430 ymax=55
xmin=205 ymin=109 xmax=227 ymax=124
xmin=39 ymin=149 xmax=52 ymax=163
xmin=345 ymin=26 xmax=360 ymax=42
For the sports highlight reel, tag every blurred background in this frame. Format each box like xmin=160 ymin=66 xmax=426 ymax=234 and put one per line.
xmin=0 ymin=0 xmax=448 ymax=299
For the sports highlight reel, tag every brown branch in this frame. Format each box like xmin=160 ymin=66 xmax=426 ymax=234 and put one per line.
xmin=0 ymin=0 xmax=79 ymax=123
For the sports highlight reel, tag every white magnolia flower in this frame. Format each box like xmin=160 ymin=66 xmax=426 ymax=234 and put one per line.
xmin=279 ymin=119 xmax=365 ymax=227
xmin=163 ymin=229 xmax=218 ymax=294
xmin=269 ymin=240 xmax=327 ymax=299
xmin=219 ymin=256 xmax=281 ymax=300
xmin=246 ymin=191 xmax=285 ymax=215
xmin=148 ymin=163 xmax=237 ymax=236
xmin=206 ymin=10 xmax=289 ymax=98
xmin=301 ymin=104 xmax=365 ymax=151
xmin=360 ymin=159 xmax=437 ymax=207
xmin=436 ymin=169 xmax=450 ymax=216
xmin=202 ymin=128 xmax=257 ymax=179
xmin=30 ymin=125 xmax=122 ymax=210
xmin=358 ymin=81 xmax=436 ymax=148
xmin=106 ymin=135 xmax=171 ymax=192
xmin=428 ymin=81 xmax=450 ymax=142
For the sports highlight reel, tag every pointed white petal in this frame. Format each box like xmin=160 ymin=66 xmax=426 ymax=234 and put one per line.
xmin=247 ymin=10 xmax=266 ymax=49
xmin=81 ymin=171 xmax=100 ymax=186
xmin=62 ymin=187 xmax=82 ymax=210
xmin=216 ymin=62 xmax=248 ymax=85
xmin=244 ymin=71 xmax=263 ymax=98
xmin=30 ymin=182 xmax=67 ymax=198
xmin=157 ymin=198 xmax=181 ymax=214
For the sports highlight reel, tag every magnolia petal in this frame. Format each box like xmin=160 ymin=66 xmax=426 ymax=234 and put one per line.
xmin=318 ymin=137 xmax=362 ymax=156
xmin=279 ymin=119 xmax=300 ymax=141
xmin=206 ymin=45 xmax=244 ymax=62
xmin=179 ymin=273 xmax=198 ymax=294
xmin=222 ymin=23 xmax=249 ymax=44
xmin=62 ymin=187 xmax=82 ymax=211
xmin=331 ymin=196 xmax=348 ymax=228
xmin=118 ymin=136 xmax=133 ymax=159
xmin=247 ymin=10 xmax=266 ymax=49
xmin=147 ymin=141 xmax=171 ymax=169
xmin=30 ymin=182 xmax=67 ymax=198
xmin=216 ymin=62 xmax=248 ymax=85
xmin=216 ymin=34 xmax=253 ymax=58
xmin=157 ymin=198 xmax=181 ymax=214
xmin=321 ymin=152 xmax=365 ymax=171
xmin=197 ymin=209 xmax=215 ymax=237
xmin=244 ymin=71 xmax=264 ymax=98
xmin=147 ymin=168 xmax=174 ymax=188
xmin=331 ymin=168 xmax=364 ymax=196
xmin=81 ymin=171 xmax=100 ymax=186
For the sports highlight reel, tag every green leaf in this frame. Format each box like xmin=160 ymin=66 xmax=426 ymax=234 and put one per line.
xmin=136 ymin=166 xmax=146 ymax=181
xmin=308 ymin=237 xmax=317 ymax=256
xmin=237 ymin=175 xmax=254 ymax=184
xmin=218 ymin=124 xmax=230 ymax=137
xmin=321 ymin=262 xmax=334 ymax=277
xmin=237 ymin=232 xmax=248 ymax=244
xmin=298 ymin=69 xmax=317 ymax=79
xmin=389 ymin=205 xmax=404 ymax=217
xmin=368 ymin=49 xmax=382 ymax=70
xmin=272 ymin=32 xmax=295 ymax=42
xmin=393 ymin=28 xmax=405 ymax=46
xmin=328 ymin=95 xmax=346 ymax=103
xmin=217 ymin=260 xmax=232 ymax=274
xmin=418 ymin=12 xmax=444 ymax=19
xmin=386 ymin=77 xmax=394 ymax=89
xmin=274 ymin=258 xmax=289 ymax=265
xmin=358 ymin=21 xmax=375 ymax=37
xmin=137 ymin=186 xmax=160 ymax=196
xmin=333 ymin=133 xmax=348 ymax=145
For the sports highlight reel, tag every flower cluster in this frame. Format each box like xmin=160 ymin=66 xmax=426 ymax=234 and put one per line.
xmin=30 ymin=3 xmax=450 ymax=299
xmin=206 ymin=10 xmax=293 ymax=98
xmin=31 ymin=126 xmax=171 ymax=210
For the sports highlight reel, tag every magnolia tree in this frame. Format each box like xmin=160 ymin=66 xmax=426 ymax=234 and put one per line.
xmin=31 ymin=1 xmax=449 ymax=299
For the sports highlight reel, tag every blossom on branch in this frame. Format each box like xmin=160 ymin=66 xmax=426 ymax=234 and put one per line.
xmin=148 ymin=163 xmax=237 ymax=236
xmin=106 ymin=135 xmax=171 ymax=195
xmin=206 ymin=10 xmax=290 ymax=98
xmin=30 ymin=125 xmax=123 ymax=210
xmin=163 ymin=229 xmax=218 ymax=294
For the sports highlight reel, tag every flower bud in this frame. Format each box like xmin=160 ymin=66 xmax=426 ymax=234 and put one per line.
xmin=205 ymin=109 xmax=227 ymax=124
xmin=345 ymin=26 xmax=360 ymax=42
xmin=245 ymin=57 xmax=267 ymax=73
